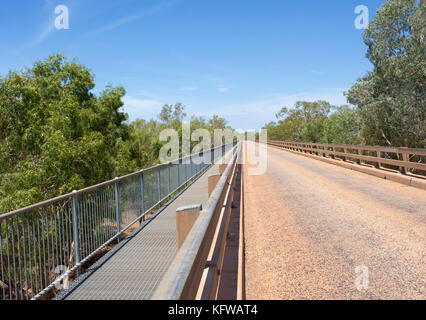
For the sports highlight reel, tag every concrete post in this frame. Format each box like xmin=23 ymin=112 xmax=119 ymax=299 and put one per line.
xmin=219 ymin=164 xmax=227 ymax=175
xmin=356 ymin=149 xmax=362 ymax=164
xmin=399 ymin=148 xmax=408 ymax=174
xmin=375 ymin=151 xmax=381 ymax=169
xmin=208 ymin=174 xmax=222 ymax=197
xmin=176 ymin=204 xmax=202 ymax=248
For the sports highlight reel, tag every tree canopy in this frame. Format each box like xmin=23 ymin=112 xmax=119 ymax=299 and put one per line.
xmin=345 ymin=0 xmax=425 ymax=147
xmin=0 ymin=54 xmax=130 ymax=212
xmin=0 ymin=55 xmax=231 ymax=213
xmin=265 ymin=0 xmax=425 ymax=148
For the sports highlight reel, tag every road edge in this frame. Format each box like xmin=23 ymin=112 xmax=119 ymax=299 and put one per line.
xmin=267 ymin=143 xmax=426 ymax=190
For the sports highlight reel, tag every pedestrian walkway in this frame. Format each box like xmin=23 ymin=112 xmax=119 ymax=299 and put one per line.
xmin=57 ymin=164 xmax=220 ymax=300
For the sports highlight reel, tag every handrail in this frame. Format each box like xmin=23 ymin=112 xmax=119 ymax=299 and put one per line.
xmin=0 ymin=143 xmax=232 ymax=219
xmin=267 ymin=140 xmax=426 ymax=175
xmin=0 ymin=142 xmax=237 ymax=300
xmin=152 ymin=142 xmax=241 ymax=300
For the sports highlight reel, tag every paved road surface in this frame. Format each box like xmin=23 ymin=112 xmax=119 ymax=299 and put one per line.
xmin=244 ymin=142 xmax=425 ymax=299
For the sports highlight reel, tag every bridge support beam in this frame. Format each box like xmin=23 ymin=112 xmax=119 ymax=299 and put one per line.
xmin=176 ymin=204 xmax=202 ymax=248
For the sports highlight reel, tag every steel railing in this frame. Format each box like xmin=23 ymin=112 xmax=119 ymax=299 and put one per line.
xmin=152 ymin=142 xmax=241 ymax=300
xmin=267 ymin=140 xmax=426 ymax=176
xmin=0 ymin=142 xmax=237 ymax=300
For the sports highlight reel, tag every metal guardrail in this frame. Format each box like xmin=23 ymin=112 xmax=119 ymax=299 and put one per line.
xmin=267 ymin=140 xmax=426 ymax=176
xmin=152 ymin=142 xmax=241 ymax=300
xmin=0 ymin=142 xmax=236 ymax=300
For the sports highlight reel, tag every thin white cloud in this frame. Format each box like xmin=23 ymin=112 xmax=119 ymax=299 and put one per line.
xmin=121 ymin=96 xmax=163 ymax=120
xmin=30 ymin=22 xmax=55 ymax=47
xmin=25 ymin=0 xmax=56 ymax=50
xmin=218 ymin=87 xmax=228 ymax=93
xmin=196 ymin=88 xmax=350 ymax=130
xmin=121 ymin=89 xmax=349 ymax=130
xmin=23 ymin=0 xmax=70 ymax=50
xmin=81 ymin=0 xmax=178 ymax=38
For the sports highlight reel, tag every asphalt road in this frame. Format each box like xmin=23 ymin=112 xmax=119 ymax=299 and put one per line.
xmin=243 ymin=142 xmax=426 ymax=299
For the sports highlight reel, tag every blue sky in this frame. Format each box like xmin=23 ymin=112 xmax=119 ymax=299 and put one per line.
xmin=0 ymin=0 xmax=385 ymax=130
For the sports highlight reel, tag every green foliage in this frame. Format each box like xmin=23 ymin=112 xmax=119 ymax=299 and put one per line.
xmin=345 ymin=0 xmax=425 ymax=147
xmin=267 ymin=101 xmax=333 ymax=142
xmin=208 ymin=115 xmax=228 ymax=131
xmin=266 ymin=0 xmax=424 ymax=148
xmin=265 ymin=101 xmax=364 ymax=145
xmin=158 ymin=102 xmax=187 ymax=131
xmin=323 ymin=106 xmax=362 ymax=144
xmin=0 ymin=54 xmax=130 ymax=212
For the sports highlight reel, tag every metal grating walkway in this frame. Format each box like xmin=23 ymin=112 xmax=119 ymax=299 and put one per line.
xmin=57 ymin=164 xmax=219 ymax=300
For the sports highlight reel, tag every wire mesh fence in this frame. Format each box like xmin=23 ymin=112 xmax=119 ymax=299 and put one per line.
xmin=0 ymin=142 xmax=235 ymax=300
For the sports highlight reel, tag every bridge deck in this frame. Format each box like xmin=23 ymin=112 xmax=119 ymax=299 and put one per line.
xmin=244 ymin=142 xmax=426 ymax=299
xmin=57 ymin=164 xmax=219 ymax=300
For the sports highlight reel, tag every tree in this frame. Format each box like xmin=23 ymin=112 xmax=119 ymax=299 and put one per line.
xmin=0 ymin=54 xmax=238 ymax=214
xmin=271 ymin=101 xmax=332 ymax=142
xmin=0 ymin=54 xmax=130 ymax=212
xmin=322 ymin=106 xmax=362 ymax=144
xmin=345 ymin=0 xmax=425 ymax=147
xmin=208 ymin=115 xmax=228 ymax=130
xmin=158 ymin=102 xmax=187 ymax=130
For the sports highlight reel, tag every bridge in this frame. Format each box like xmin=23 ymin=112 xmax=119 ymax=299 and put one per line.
xmin=0 ymin=140 xmax=425 ymax=300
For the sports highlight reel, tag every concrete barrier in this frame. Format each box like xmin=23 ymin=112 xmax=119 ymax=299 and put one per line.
xmin=176 ymin=204 xmax=202 ymax=248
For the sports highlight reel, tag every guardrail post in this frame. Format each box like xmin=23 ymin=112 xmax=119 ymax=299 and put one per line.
xmin=343 ymin=148 xmax=347 ymax=161
xmin=185 ymin=158 xmax=188 ymax=182
xmin=157 ymin=169 xmax=161 ymax=203
xmin=188 ymin=156 xmax=191 ymax=179
xmin=399 ymin=148 xmax=408 ymax=174
xmin=375 ymin=150 xmax=381 ymax=169
xmin=177 ymin=161 xmax=181 ymax=186
xmin=114 ymin=178 xmax=121 ymax=243
xmin=176 ymin=204 xmax=202 ymax=248
xmin=140 ymin=172 xmax=145 ymax=224
xmin=208 ymin=174 xmax=222 ymax=197
xmin=168 ymin=164 xmax=171 ymax=194
xmin=356 ymin=149 xmax=362 ymax=164
xmin=72 ymin=191 xmax=80 ymax=273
